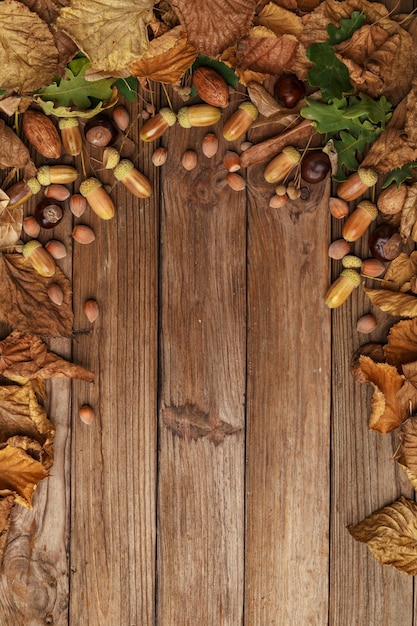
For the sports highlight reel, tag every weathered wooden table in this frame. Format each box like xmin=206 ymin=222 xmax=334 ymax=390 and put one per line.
xmin=0 ymin=9 xmax=416 ymax=622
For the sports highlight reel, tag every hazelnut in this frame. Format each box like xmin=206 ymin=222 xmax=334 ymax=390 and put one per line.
xmin=181 ymin=150 xmax=198 ymax=171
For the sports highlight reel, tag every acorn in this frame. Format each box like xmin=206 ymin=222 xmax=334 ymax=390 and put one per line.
xmin=79 ymin=177 xmax=115 ymax=220
xmin=37 ymin=165 xmax=78 ymax=186
xmin=325 ymin=269 xmax=361 ymax=308
xmin=264 ymin=146 xmax=300 ymax=184
xmin=113 ymin=160 xmax=152 ymax=198
xmin=177 ymin=104 xmax=222 ymax=128
xmin=336 ymin=168 xmax=378 ymax=202
xmin=6 ymin=178 xmax=42 ymax=209
xmin=342 ymin=200 xmax=378 ymax=242
xmin=22 ymin=240 xmax=56 ymax=277
xmin=58 ymin=118 xmax=82 ymax=156
xmin=222 ymin=102 xmax=258 ymax=142
xmin=140 ymin=108 xmax=177 ymax=142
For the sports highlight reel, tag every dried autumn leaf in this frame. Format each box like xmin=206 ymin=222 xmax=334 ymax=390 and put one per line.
xmin=0 ymin=120 xmax=36 ymax=179
xmin=170 ymin=0 xmax=256 ymax=58
xmin=401 ymin=183 xmax=417 ymax=243
xmin=57 ymin=0 xmax=155 ymax=74
xmin=0 ymin=1 xmax=60 ymax=94
xmin=220 ymin=46 xmax=265 ymax=86
xmin=0 ymin=380 xmax=54 ymax=468
xmin=255 ymin=3 xmax=302 ymax=37
xmin=0 ymin=444 xmax=48 ymax=509
xmin=361 ymin=127 xmax=417 ymax=174
xmin=384 ymin=318 xmax=417 ymax=367
xmin=364 ymin=285 xmax=417 ymax=318
xmin=0 ymin=330 xmax=94 ymax=383
xmin=359 ymin=355 xmax=406 ymax=433
xmin=397 ymin=361 xmax=417 ymax=420
xmin=20 ymin=0 xmax=70 ymax=22
xmin=246 ymin=82 xmax=282 ymax=117
xmin=0 ymin=253 xmax=73 ymax=338
xmin=236 ymin=27 xmax=298 ymax=75
xmin=348 ymin=496 xmax=417 ymax=575
xmin=382 ymin=252 xmax=417 ymax=292
xmin=395 ymin=416 xmax=417 ymax=489
xmin=0 ymin=206 xmax=23 ymax=249
xmin=130 ymin=26 xmax=197 ymax=84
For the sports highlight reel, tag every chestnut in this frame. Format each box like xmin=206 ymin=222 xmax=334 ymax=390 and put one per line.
xmin=34 ymin=198 xmax=64 ymax=229
xmin=84 ymin=115 xmax=119 ymax=147
xmin=273 ymin=73 xmax=305 ymax=109
xmin=368 ymin=224 xmax=402 ymax=261
xmin=300 ymin=151 xmax=331 ymax=184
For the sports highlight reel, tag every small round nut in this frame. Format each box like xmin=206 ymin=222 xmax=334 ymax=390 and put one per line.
xmin=286 ymin=182 xmax=301 ymax=200
xmin=69 ymin=194 xmax=87 ymax=217
xmin=328 ymin=239 xmax=351 ymax=260
xmin=329 ymin=197 xmax=349 ymax=219
xmin=79 ymin=404 xmax=95 ymax=425
xmin=112 ymin=105 xmax=130 ymax=131
xmin=226 ymin=173 xmax=245 ymax=191
xmin=202 ymin=133 xmax=218 ymax=158
xmin=181 ymin=150 xmax=197 ymax=171
xmin=83 ymin=299 xmax=99 ymax=323
xmin=152 ymin=147 xmax=168 ymax=167
xmin=361 ymin=258 xmax=386 ymax=278
xmin=356 ymin=314 xmax=378 ymax=334
xmin=22 ymin=216 xmax=41 ymax=238
xmin=223 ymin=150 xmax=241 ymax=172
xmin=47 ymin=283 xmax=64 ymax=306
xmin=44 ymin=184 xmax=71 ymax=201
xmin=72 ymin=224 xmax=96 ymax=244
xmin=269 ymin=194 xmax=288 ymax=208
xmin=45 ymin=239 xmax=67 ymax=260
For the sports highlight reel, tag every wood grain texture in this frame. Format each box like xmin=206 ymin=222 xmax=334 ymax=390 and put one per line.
xmin=245 ymin=168 xmax=331 ymax=625
xmin=157 ymin=116 xmax=246 ymax=625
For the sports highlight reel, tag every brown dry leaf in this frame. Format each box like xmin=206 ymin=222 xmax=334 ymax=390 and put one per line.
xmin=395 ymin=416 xmax=417 ymax=489
xmin=348 ymin=496 xmax=417 ymax=575
xmin=0 ymin=120 xmax=36 ymax=179
xmin=130 ymin=26 xmax=197 ymax=84
xmin=335 ymin=24 xmax=389 ymax=65
xmin=382 ymin=252 xmax=417 ymax=292
xmin=0 ymin=1 xmax=59 ymax=95
xmin=363 ymin=285 xmax=417 ymax=318
xmin=397 ymin=361 xmax=417 ymax=420
xmin=220 ymin=46 xmax=266 ymax=86
xmin=236 ymin=27 xmax=298 ymax=74
xmin=246 ymin=82 xmax=282 ymax=117
xmin=0 ymin=252 xmax=73 ymax=338
xmin=170 ymin=0 xmax=256 ymax=58
xmin=385 ymin=319 xmax=417 ymax=368
xmin=0 ymin=206 xmax=23 ymax=249
xmin=359 ymin=356 xmax=406 ymax=433
xmin=20 ymin=0 xmax=70 ymax=22
xmin=0 ymin=443 xmax=48 ymax=509
xmin=0 ymin=380 xmax=54 ymax=468
xmin=255 ymin=3 xmax=302 ymax=37
xmin=401 ymin=184 xmax=417 ymax=243
xmin=0 ymin=495 xmax=15 ymax=569
xmin=57 ymin=0 xmax=155 ymax=74
xmin=0 ymin=330 xmax=94 ymax=383
xmin=361 ymin=127 xmax=417 ymax=174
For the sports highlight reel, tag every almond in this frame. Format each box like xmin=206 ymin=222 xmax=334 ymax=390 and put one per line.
xmin=22 ymin=109 xmax=62 ymax=159
xmin=192 ymin=66 xmax=229 ymax=108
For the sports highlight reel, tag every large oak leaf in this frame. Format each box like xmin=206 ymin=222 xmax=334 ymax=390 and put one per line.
xmin=382 ymin=252 xmax=417 ymax=292
xmin=169 ymin=0 xmax=256 ymax=58
xmin=57 ymin=0 xmax=155 ymax=74
xmin=0 ymin=253 xmax=73 ymax=338
xmin=0 ymin=330 xmax=94 ymax=382
xmin=385 ymin=319 xmax=417 ymax=368
xmin=348 ymin=496 xmax=417 ymax=575
xmin=0 ymin=444 xmax=48 ymax=509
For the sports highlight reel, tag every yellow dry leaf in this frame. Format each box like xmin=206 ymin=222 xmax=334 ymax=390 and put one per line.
xmin=384 ymin=319 xmax=417 ymax=368
xmin=220 ymin=46 xmax=266 ymax=86
xmin=0 ymin=494 xmax=14 ymax=568
xmin=382 ymin=252 xmax=417 ymax=291
xmin=0 ymin=444 xmax=48 ymax=509
xmin=130 ymin=26 xmax=197 ymax=84
xmin=401 ymin=184 xmax=417 ymax=243
xmin=395 ymin=416 xmax=417 ymax=487
xmin=397 ymin=361 xmax=417 ymax=419
xmin=57 ymin=0 xmax=155 ymax=74
xmin=364 ymin=286 xmax=417 ymax=318
xmin=256 ymin=3 xmax=302 ymax=37
xmin=359 ymin=356 xmax=406 ymax=433
xmin=0 ymin=1 xmax=59 ymax=94
xmin=0 ymin=205 xmax=23 ymax=249
xmin=348 ymin=496 xmax=417 ymax=575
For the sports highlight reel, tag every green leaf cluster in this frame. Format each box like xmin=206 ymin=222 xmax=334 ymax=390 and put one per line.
xmin=306 ymin=11 xmax=365 ymax=100
xmin=301 ymin=93 xmax=392 ymax=179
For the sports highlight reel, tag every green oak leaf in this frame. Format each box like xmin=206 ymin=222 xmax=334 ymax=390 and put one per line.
xmin=301 ymin=97 xmax=358 ymax=134
xmin=382 ymin=163 xmax=417 ymax=188
xmin=306 ymin=42 xmax=353 ymax=100
xmin=342 ymin=93 xmax=392 ymax=125
xmin=327 ymin=11 xmax=366 ymax=45
xmin=113 ymin=76 xmax=138 ymax=102
xmin=333 ymin=126 xmax=382 ymax=180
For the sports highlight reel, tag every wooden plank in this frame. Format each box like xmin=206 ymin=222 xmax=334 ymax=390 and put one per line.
xmin=157 ymin=115 xmax=246 ymax=625
xmin=245 ymin=169 xmax=331 ymax=624
xmin=69 ymin=103 xmax=158 ymax=625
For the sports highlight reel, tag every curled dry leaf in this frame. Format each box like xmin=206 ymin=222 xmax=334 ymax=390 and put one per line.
xmin=0 ymin=120 xmax=36 ymax=179
xmin=382 ymin=252 xmax=417 ymax=292
xmin=397 ymin=360 xmax=417 ymax=422
xmin=246 ymin=82 xmax=282 ymax=117
xmin=0 ymin=444 xmax=48 ymax=509
xmin=0 ymin=494 xmax=15 ymax=568
xmin=401 ymin=183 xmax=417 ymax=243
xmin=130 ymin=26 xmax=197 ymax=84
xmin=348 ymin=496 xmax=417 ymax=575
xmin=57 ymin=0 xmax=155 ymax=74
xmin=0 ymin=330 xmax=94 ymax=383
xmin=0 ymin=253 xmax=73 ymax=337
xmin=384 ymin=318 xmax=417 ymax=368
xmin=359 ymin=355 xmax=406 ymax=433
xmin=170 ymin=0 xmax=257 ymax=58
xmin=255 ymin=3 xmax=302 ymax=37
xmin=236 ymin=27 xmax=298 ymax=75
xmin=395 ymin=416 xmax=417 ymax=490
xmin=364 ymin=285 xmax=417 ymax=318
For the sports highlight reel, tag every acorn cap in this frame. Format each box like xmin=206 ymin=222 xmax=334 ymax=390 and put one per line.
xmin=103 ymin=147 xmax=121 ymax=169
xmin=113 ymin=159 xmax=134 ymax=181
xmin=58 ymin=118 xmax=80 ymax=129
xmin=26 ymin=177 xmax=42 ymax=194
xmin=341 ymin=254 xmax=362 ymax=269
xmin=357 ymin=200 xmax=378 ymax=219
xmin=177 ymin=107 xmax=192 ymax=128
xmin=159 ymin=107 xmax=177 ymax=127
xmin=357 ymin=167 xmax=378 ymax=187
xmin=22 ymin=239 xmax=42 ymax=258
xmin=282 ymin=146 xmax=301 ymax=163
xmin=340 ymin=268 xmax=361 ymax=287
xmin=79 ymin=177 xmax=103 ymax=197
xmin=36 ymin=165 xmax=51 ymax=186
xmin=238 ymin=102 xmax=259 ymax=120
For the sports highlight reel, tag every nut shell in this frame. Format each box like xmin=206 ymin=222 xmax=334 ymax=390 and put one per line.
xmin=23 ymin=110 xmax=62 ymax=159
xmin=192 ymin=66 xmax=229 ymax=108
